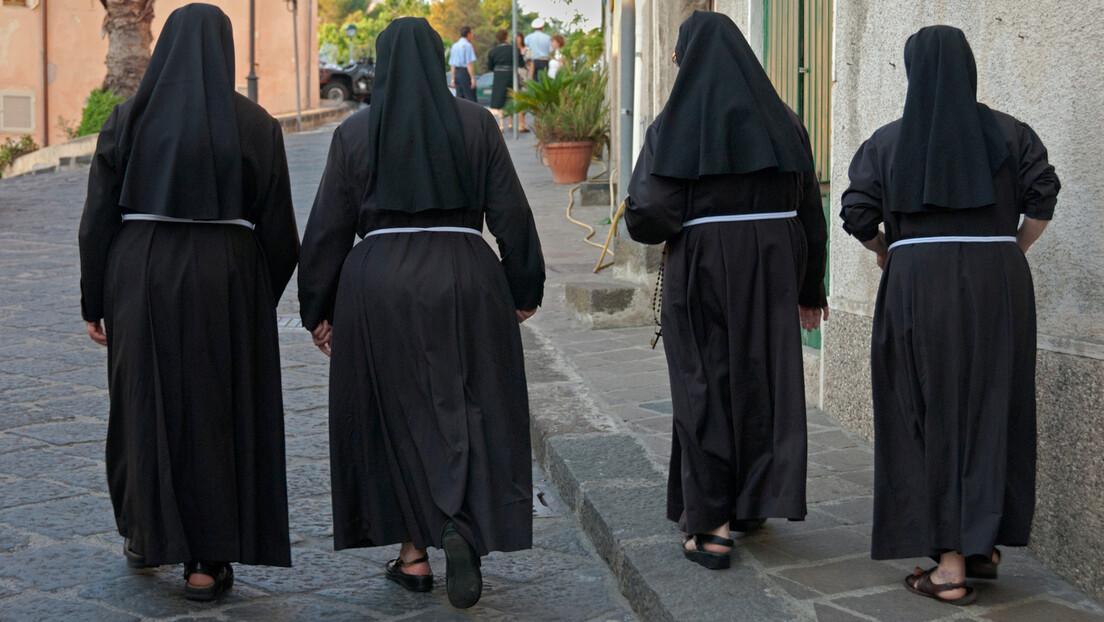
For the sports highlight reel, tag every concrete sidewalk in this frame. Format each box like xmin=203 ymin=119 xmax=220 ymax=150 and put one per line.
xmin=504 ymin=131 xmax=1104 ymax=622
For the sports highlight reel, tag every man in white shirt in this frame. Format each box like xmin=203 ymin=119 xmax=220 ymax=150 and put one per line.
xmin=524 ymin=18 xmax=552 ymax=79
xmin=449 ymin=26 xmax=478 ymax=102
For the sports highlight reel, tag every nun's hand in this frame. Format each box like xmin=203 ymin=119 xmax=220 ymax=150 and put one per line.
xmin=311 ymin=320 xmax=333 ymax=357
xmin=799 ymin=306 xmax=829 ymax=331
xmin=516 ymin=309 xmax=537 ymax=323
xmin=85 ymin=320 xmax=107 ymax=347
xmin=876 ymin=251 xmax=888 ymax=270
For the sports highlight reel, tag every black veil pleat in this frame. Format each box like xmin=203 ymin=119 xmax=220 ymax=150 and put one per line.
xmin=890 ymin=25 xmax=1009 ymax=214
xmin=363 ymin=18 xmax=477 ymax=213
xmin=650 ymin=11 xmax=812 ymax=180
xmin=117 ymin=3 xmax=243 ymax=220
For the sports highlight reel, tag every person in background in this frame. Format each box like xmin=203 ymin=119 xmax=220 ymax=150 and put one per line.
xmin=487 ymin=28 xmax=515 ymax=131
xmin=524 ymin=18 xmax=551 ymax=79
xmin=840 ymin=25 xmax=1059 ymax=606
xmin=624 ymin=11 xmax=828 ymax=572
xmin=515 ymin=33 xmax=530 ymax=132
xmin=548 ymin=34 xmax=566 ymax=79
xmin=449 ymin=25 xmax=478 ymax=102
xmin=298 ymin=17 xmax=544 ymax=610
xmin=78 ymin=3 xmax=299 ymax=602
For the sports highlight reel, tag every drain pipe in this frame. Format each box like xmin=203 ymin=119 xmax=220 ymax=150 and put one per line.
xmin=41 ymin=0 xmax=49 ymax=146
xmin=618 ymin=0 xmax=634 ymax=203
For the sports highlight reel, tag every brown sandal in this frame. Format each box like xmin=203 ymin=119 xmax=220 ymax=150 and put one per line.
xmin=904 ymin=567 xmax=975 ymax=606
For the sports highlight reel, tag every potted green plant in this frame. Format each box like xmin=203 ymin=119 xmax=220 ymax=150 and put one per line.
xmin=507 ymin=67 xmax=610 ymax=184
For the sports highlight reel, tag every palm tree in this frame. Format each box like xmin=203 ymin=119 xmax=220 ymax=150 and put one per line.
xmin=100 ymin=0 xmax=155 ymax=98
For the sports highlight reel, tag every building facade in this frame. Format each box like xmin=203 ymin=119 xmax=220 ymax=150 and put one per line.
xmin=606 ymin=0 xmax=1104 ymax=601
xmin=0 ymin=0 xmax=318 ymax=147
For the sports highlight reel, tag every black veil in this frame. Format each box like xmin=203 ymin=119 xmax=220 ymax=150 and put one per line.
xmin=117 ymin=3 xmax=243 ymax=220
xmin=890 ymin=25 xmax=1009 ymax=214
xmin=650 ymin=11 xmax=812 ymax=179
xmin=363 ymin=17 xmax=477 ymax=213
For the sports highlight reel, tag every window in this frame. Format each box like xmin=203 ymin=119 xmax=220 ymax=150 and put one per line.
xmin=0 ymin=92 xmax=35 ymax=133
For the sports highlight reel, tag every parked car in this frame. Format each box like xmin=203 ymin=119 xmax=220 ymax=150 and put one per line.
xmin=320 ymin=58 xmax=375 ymax=103
xmin=443 ymin=72 xmax=496 ymax=107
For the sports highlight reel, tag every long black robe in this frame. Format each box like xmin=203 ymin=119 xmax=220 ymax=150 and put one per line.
xmin=78 ymin=95 xmax=299 ymax=567
xmin=625 ymin=112 xmax=827 ymax=535
xmin=297 ymin=99 xmax=544 ymax=555
xmin=840 ymin=110 xmax=1059 ymax=560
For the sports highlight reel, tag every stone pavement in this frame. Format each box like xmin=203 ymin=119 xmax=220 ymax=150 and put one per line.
xmin=0 ymin=124 xmax=634 ymax=621
xmin=499 ymin=132 xmax=1104 ymax=622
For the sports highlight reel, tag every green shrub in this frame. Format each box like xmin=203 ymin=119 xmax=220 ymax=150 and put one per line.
xmin=0 ymin=135 xmax=39 ymax=170
xmin=76 ymin=88 xmax=125 ymax=137
xmin=507 ymin=67 xmax=609 ymax=148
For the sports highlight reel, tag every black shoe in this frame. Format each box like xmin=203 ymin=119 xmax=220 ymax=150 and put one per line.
xmin=683 ymin=534 xmax=734 ymax=570
xmin=183 ymin=561 xmax=234 ymax=602
xmin=385 ymin=556 xmax=434 ymax=592
xmin=442 ymin=521 xmax=482 ymax=608
xmin=123 ymin=538 xmax=156 ymax=569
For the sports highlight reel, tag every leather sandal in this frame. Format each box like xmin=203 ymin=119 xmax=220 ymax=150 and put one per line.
xmin=966 ymin=548 xmax=1000 ymax=579
xmin=904 ymin=567 xmax=975 ymax=606
xmin=183 ymin=561 xmax=234 ymax=602
xmin=385 ymin=555 xmax=434 ymax=592
xmin=683 ymin=534 xmax=734 ymax=570
xmin=442 ymin=521 xmax=482 ymax=609
xmin=123 ymin=538 xmax=156 ymax=569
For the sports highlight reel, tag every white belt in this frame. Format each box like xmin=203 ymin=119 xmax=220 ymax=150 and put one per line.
xmin=888 ymin=235 xmax=1017 ymax=252
xmin=365 ymin=226 xmax=482 ymax=237
xmin=682 ymin=211 xmax=797 ymax=227
xmin=122 ymin=213 xmax=255 ymax=230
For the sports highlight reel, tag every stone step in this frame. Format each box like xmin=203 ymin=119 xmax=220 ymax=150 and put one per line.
xmin=565 ymin=278 xmax=654 ymax=329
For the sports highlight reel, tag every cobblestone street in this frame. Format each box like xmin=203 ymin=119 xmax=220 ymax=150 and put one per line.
xmin=1 ymin=120 xmax=1103 ymax=621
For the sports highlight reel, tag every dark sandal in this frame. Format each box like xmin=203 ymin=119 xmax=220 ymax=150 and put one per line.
xmin=123 ymin=538 xmax=156 ymax=569
xmin=385 ymin=555 xmax=434 ymax=592
xmin=904 ymin=567 xmax=975 ymax=606
xmin=966 ymin=548 xmax=1000 ymax=579
xmin=442 ymin=521 xmax=482 ymax=608
xmin=683 ymin=534 xmax=734 ymax=570
xmin=183 ymin=561 xmax=234 ymax=602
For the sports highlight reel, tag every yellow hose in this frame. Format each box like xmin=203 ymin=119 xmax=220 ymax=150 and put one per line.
xmin=593 ymin=200 xmax=626 ymax=273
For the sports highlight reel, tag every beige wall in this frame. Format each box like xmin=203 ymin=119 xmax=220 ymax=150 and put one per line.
xmin=1 ymin=0 xmax=317 ymax=147
xmin=828 ymin=0 xmax=1104 ymax=601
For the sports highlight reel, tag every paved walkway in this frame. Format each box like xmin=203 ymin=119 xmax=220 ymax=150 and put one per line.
xmin=0 ymin=124 xmax=633 ymax=621
xmin=501 ymin=132 xmax=1104 ymax=622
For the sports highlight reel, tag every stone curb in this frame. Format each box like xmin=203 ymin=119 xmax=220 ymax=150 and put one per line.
xmin=523 ymin=321 xmax=736 ymax=622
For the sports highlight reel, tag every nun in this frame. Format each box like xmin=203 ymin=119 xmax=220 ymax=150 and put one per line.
xmin=78 ymin=3 xmax=300 ymax=601
xmin=840 ymin=25 xmax=1059 ymax=605
xmin=624 ymin=11 xmax=829 ymax=570
xmin=297 ymin=18 xmax=544 ymax=609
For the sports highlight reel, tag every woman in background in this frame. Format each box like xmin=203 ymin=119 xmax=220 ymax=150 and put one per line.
xmin=487 ymin=28 xmax=516 ymax=131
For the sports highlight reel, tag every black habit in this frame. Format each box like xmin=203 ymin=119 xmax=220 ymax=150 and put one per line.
xmin=625 ymin=12 xmax=827 ymax=535
xmin=297 ymin=18 xmax=544 ymax=556
xmin=78 ymin=4 xmax=299 ymax=567
xmin=840 ymin=26 xmax=1060 ymax=560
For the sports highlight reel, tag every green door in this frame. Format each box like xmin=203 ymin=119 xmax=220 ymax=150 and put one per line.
xmin=763 ymin=0 xmax=832 ymax=348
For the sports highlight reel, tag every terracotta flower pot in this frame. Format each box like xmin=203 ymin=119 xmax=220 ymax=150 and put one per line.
xmin=542 ymin=141 xmax=594 ymax=184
